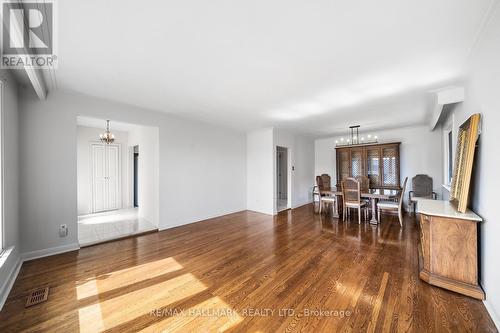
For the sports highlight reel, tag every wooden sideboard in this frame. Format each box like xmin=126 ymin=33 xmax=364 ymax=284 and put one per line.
xmin=417 ymin=199 xmax=484 ymax=299
xmin=335 ymin=142 xmax=400 ymax=189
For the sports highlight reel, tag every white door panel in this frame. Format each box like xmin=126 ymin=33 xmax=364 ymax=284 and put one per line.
xmin=107 ymin=145 xmax=120 ymax=210
xmin=91 ymin=143 xmax=121 ymax=213
xmin=92 ymin=144 xmax=106 ymax=212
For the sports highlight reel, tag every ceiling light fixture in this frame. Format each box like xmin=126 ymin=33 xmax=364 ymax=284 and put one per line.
xmin=99 ymin=120 xmax=115 ymax=144
xmin=336 ymin=125 xmax=378 ymax=147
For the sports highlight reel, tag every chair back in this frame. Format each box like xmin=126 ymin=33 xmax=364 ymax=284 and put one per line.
xmin=411 ymin=174 xmax=433 ymax=198
xmin=355 ymin=175 xmax=370 ymax=193
xmin=316 ymin=176 xmax=324 ymax=192
xmin=342 ymin=177 xmax=361 ymax=205
xmin=321 ymin=174 xmax=331 ymax=190
xmin=399 ymin=177 xmax=408 ymax=210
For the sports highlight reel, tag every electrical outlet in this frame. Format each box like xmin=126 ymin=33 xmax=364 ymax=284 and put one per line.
xmin=59 ymin=224 xmax=68 ymax=237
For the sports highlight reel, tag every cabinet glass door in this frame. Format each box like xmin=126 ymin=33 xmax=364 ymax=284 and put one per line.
xmin=337 ymin=150 xmax=350 ymax=184
xmin=382 ymin=146 xmax=399 ymax=187
xmin=366 ymin=147 xmax=381 ymax=187
xmin=350 ymin=149 xmax=364 ymax=177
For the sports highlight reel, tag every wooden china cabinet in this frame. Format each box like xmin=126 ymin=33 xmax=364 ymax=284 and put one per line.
xmin=335 ymin=142 xmax=401 ymax=189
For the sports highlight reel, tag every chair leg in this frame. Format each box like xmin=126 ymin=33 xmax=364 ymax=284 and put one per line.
xmin=377 ymin=208 xmax=381 ymax=222
xmin=358 ymin=207 xmax=361 ymax=224
xmin=319 ymin=199 xmax=322 ymax=214
xmin=398 ymin=209 xmax=403 ymax=227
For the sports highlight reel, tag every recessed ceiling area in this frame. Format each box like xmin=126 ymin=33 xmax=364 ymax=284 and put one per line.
xmin=46 ymin=0 xmax=495 ymax=135
xmin=77 ymin=116 xmax=147 ymax=132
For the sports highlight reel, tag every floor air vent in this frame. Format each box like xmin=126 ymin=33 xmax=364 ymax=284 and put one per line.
xmin=25 ymin=287 xmax=50 ymax=307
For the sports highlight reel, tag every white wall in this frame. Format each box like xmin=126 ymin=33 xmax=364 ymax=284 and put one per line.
xmin=447 ymin=6 xmax=500 ymax=326
xmin=77 ymin=126 xmax=130 ymax=215
xmin=274 ymin=129 xmax=315 ymax=213
xmin=0 ymin=70 xmax=21 ymax=309
xmin=294 ymin=135 xmax=315 ymax=207
xmin=314 ymin=125 xmax=443 ymax=206
xmin=246 ymin=128 xmax=274 ymax=215
xmin=18 ymin=89 xmax=247 ymax=255
xmin=128 ymin=125 xmax=160 ymax=227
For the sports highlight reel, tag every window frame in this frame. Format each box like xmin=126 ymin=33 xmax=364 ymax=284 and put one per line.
xmin=0 ymin=81 xmax=4 ymax=253
xmin=443 ymin=112 xmax=455 ymax=187
xmin=447 ymin=129 xmax=453 ymax=185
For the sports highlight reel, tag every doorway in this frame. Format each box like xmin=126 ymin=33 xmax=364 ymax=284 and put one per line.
xmin=276 ymin=146 xmax=290 ymax=212
xmin=133 ymin=145 xmax=139 ymax=208
xmin=77 ymin=117 xmax=159 ymax=247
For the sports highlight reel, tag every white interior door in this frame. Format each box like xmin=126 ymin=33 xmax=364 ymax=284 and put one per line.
xmin=92 ymin=143 xmax=121 ymax=213
xmin=92 ymin=144 xmax=106 ymax=212
xmin=106 ymin=145 xmax=120 ymax=210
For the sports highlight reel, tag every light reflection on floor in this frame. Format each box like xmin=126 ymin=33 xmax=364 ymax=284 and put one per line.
xmin=78 ymin=272 xmax=207 ymax=332
xmin=139 ymin=296 xmax=243 ymax=333
xmin=76 ymin=257 xmax=183 ymax=299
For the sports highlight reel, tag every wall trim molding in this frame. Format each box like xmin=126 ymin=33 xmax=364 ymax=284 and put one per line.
xmin=292 ymin=200 xmax=313 ymax=210
xmin=483 ymin=299 xmax=500 ymax=331
xmin=0 ymin=254 xmax=22 ymax=311
xmin=246 ymin=209 xmax=274 ymax=216
xmin=1 ymin=243 xmax=80 ymax=310
xmin=22 ymin=243 xmax=80 ymax=262
xmin=159 ymin=208 xmax=248 ymax=231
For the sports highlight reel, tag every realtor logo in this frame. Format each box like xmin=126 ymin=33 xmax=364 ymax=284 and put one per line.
xmin=1 ymin=0 xmax=57 ymax=68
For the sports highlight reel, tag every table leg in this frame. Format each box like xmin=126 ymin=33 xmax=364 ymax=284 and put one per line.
xmin=370 ymin=198 xmax=378 ymax=224
xmin=332 ymin=196 xmax=339 ymax=218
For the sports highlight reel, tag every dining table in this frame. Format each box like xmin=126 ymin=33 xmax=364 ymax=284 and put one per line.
xmin=320 ymin=188 xmax=399 ymax=224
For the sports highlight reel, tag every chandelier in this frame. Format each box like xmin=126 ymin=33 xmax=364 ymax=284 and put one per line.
xmin=99 ymin=120 xmax=115 ymax=144
xmin=335 ymin=125 xmax=378 ymax=147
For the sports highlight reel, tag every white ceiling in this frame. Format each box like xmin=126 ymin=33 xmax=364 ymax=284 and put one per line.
xmin=46 ymin=0 xmax=494 ymax=136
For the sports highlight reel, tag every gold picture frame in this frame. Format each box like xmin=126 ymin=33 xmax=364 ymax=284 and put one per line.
xmin=449 ymin=113 xmax=481 ymax=213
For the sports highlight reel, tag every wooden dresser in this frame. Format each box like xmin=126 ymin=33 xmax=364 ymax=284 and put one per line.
xmin=417 ymin=199 xmax=484 ymax=299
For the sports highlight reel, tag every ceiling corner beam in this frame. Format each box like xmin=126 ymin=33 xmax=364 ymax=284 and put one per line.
xmin=429 ymin=86 xmax=464 ymax=130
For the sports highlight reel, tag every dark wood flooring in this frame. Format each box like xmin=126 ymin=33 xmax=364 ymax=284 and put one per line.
xmin=0 ymin=204 xmax=497 ymax=332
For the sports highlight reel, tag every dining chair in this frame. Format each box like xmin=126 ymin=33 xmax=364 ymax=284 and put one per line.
xmin=355 ymin=175 xmax=371 ymax=213
xmin=341 ymin=177 xmax=367 ymax=224
xmin=408 ymin=174 xmax=437 ymax=213
xmin=377 ymin=177 xmax=408 ymax=226
xmin=316 ymin=175 xmax=336 ymax=215
xmin=320 ymin=174 xmax=332 ymax=190
xmin=319 ymin=195 xmax=336 ymax=215
xmin=355 ymin=175 xmax=370 ymax=192
xmin=313 ymin=185 xmax=320 ymax=203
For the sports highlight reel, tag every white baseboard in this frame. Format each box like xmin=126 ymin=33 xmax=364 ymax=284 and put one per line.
xmin=22 ymin=243 xmax=80 ymax=262
xmin=0 ymin=252 xmax=22 ymax=311
xmin=292 ymin=200 xmax=313 ymax=209
xmin=159 ymin=208 xmax=248 ymax=231
xmin=483 ymin=299 xmax=500 ymax=331
xmin=0 ymin=243 xmax=81 ymax=311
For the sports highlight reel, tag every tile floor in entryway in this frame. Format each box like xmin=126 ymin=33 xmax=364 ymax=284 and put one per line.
xmin=78 ymin=208 xmax=156 ymax=246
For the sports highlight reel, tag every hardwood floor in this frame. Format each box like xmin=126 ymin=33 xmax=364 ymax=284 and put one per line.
xmin=0 ymin=204 xmax=497 ymax=332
